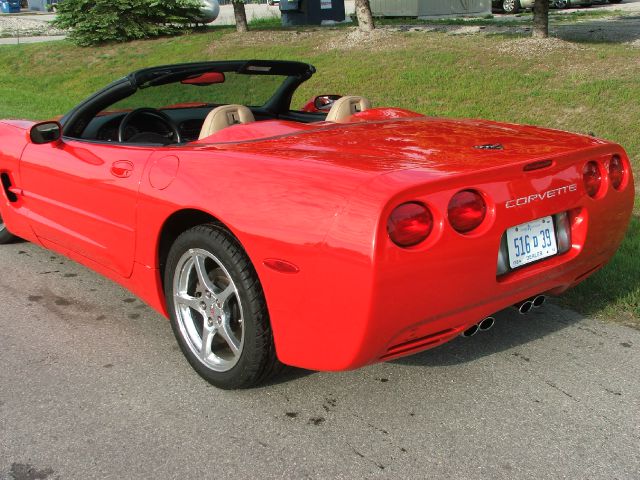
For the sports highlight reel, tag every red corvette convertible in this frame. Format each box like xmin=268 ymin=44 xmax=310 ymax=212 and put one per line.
xmin=0 ymin=60 xmax=634 ymax=388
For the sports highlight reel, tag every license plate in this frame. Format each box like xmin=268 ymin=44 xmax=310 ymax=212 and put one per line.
xmin=506 ymin=216 xmax=558 ymax=269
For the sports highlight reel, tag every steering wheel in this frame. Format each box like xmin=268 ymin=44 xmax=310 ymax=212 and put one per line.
xmin=117 ymin=107 xmax=182 ymax=144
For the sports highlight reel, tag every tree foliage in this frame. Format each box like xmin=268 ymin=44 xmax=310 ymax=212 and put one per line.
xmin=54 ymin=0 xmax=202 ymax=46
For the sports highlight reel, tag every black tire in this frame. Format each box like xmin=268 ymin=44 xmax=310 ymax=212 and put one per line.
xmin=0 ymin=214 xmax=16 ymax=244
xmin=608 ymin=0 xmax=622 ymax=3
xmin=164 ymin=224 xmax=282 ymax=389
xmin=502 ymin=0 xmax=521 ymax=13
xmin=555 ymin=0 xmax=571 ymax=8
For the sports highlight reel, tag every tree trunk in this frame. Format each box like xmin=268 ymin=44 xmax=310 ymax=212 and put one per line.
xmin=354 ymin=0 xmax=374 ymax=32
xmin=532 ymin=0 xmax=549 ymax=38
xmin=232 ymin=1 xmax=248 ymax=33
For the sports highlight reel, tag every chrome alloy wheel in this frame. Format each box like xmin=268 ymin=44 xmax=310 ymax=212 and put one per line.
xmin=173 ymin=248 xmax=244 ymax=372
xmin=0 ymin=214 xmax=5 ymax=233
xmin=503 ymin=0 xmax=516 ymax=12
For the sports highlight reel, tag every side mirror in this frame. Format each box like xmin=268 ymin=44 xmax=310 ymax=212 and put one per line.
xmin=30 ymin=121 xmax=62 ymax=145
xmin=314 ymin=95 xmax=342 ymax=112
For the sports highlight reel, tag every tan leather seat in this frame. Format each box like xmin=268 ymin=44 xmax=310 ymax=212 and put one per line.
xmin=198 ymin=104 xmax=255 ymax=139
xmin=325 ymin=96 xmax=372 ymax=122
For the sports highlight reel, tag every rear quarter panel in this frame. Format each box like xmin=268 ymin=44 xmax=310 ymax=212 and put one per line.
xmin=133 ymin=146 xmax=384 ymax=365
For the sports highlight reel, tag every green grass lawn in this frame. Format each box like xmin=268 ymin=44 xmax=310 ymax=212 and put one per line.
xmin=0 ymin=26 xmax=638 ymax=324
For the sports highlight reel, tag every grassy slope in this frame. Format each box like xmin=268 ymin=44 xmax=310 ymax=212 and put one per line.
xmin=0 ymin=27 xmax=638 ymax=323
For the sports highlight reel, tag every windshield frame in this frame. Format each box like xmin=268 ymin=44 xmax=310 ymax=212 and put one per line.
xmin=61 ymin=60 xmax=316 ymax=139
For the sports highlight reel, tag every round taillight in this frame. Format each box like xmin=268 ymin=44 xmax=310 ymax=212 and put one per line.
xmin=609 ymin=156 xmax=625 ymax=190
xmin=583 ymin=161 xmax=602 ymax=198
xmin=387 ymin=202 xmax=433 ymax=247
xmin=448 ymin=190 xmax=487 ymax=234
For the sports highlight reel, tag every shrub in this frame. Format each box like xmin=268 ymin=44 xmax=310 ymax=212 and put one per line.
xmin=54 ymin=0 xmax=203 ymax=46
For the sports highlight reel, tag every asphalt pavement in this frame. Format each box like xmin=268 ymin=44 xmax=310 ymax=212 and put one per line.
xmin=0 ymin=240 xmax=639 ymax=479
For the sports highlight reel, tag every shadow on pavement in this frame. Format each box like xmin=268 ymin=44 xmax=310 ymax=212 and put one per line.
xmin=393 ymin=304 xmax=585 ymax=367
xmin=561 ymin=216 xmax=640 ymax=323
xmin=554 ymin=15 xmax=640 ymax=43
xmin=267 ymin=303 xmax=588 ymax=385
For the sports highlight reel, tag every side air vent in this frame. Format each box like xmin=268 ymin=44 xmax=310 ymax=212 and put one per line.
xmin=1 ymin=173 xmax=18 ymax=202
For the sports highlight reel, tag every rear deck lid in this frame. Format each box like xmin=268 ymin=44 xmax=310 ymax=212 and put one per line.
xmin=217 ymin=116 xmax=609 ymax=177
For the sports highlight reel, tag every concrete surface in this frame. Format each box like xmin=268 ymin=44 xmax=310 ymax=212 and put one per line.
xmin=0 ymin=240 xmax=638 ymax=479
xmin=0 ymin=34 xmax=65 ymax=45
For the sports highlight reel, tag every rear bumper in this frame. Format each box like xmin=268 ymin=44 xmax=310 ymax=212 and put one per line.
xmin=353 ymin=150 xmax=635 ymax=368
xmin=370 ymin=246 xmax=612 ymax=365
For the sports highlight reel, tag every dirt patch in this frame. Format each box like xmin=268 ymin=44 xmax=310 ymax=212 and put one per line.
xmin=319 ymin=27 xmax=395 ymax=51
xmin=208 ymin=28 xmax=320 ymax=53
xmin=497 ymin=37 xmax=589 ymax=57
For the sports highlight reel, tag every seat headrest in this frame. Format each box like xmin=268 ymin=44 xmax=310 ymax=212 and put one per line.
xmin=198 ymin=104 xmax=255 ymax=139
xmin=325 ymin=96 xmax=372 ymax=122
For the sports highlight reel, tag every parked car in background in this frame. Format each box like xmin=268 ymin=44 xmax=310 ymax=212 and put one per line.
xmin=553 ymin=0 xmax=622 ymax=9
xmin=198 ymin=0 xmax=220 ymax=23
xmin=494 ymin=0 xmax=621 ymax=14
xmin=493 ymin=0 xmax=547 ymax=14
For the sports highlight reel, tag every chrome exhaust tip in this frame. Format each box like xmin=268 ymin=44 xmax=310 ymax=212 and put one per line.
xmin=461 ymin=324 xmax=479 ymax=337
xmin=478 ymin=316 xmax=495 ymax=331
xmin=517 ymin=301 xmax=534 ymax=315
xmin=532 ymin=295 xmax=546 ymax=308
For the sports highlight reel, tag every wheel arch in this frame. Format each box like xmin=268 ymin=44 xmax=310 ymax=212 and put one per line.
xmin=157 ymin=208 xmax=240 ymax=287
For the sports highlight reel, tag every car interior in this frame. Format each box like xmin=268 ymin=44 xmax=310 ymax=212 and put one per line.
xmin=58 ymin=60 xmax=372 ymax=146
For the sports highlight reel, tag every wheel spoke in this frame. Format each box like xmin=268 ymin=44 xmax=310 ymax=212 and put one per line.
xmin=200 ymin=325 xmax=215 ymax=360
xmin=216 ymin=283 xmax=235 ymax=307
xmin=175 ymin=292 xmax=202 ymax=312
xmin=193 ymin=252 xmax=216 ymax=293
xmin=218 ymin=320 xmax=241 ymax=356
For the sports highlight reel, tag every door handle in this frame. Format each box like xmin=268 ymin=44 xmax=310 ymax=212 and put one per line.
xmin=110 ymin=160 xmax=134 ymax=178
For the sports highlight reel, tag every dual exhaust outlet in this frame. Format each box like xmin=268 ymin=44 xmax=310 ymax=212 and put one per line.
xmin=514 ymin=295 xmax=546 ymax=315
xmin=460 ymin=295 xmax=547 ymax=338
xmin=461 ymin=316 xmax=495 ymax=337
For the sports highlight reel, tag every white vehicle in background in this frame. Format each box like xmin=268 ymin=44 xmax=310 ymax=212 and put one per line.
xmin=495 ymin=0 xmax=622 ymax=14
xmin=198 ymin=0 xmax=220 ymax=23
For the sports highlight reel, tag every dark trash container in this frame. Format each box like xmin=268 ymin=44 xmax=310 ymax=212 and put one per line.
xmin=0 ymin=0 xmax=21 ymax=13
xmin=280 ymin=0 xmax=345 ymax=26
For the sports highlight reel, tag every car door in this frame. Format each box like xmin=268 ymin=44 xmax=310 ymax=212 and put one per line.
xmin=19 ymin=138 xmax=155 ymax=277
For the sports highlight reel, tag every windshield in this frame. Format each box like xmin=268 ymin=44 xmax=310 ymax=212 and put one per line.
xmin=105 ymin=72 xmax=286 ymax=112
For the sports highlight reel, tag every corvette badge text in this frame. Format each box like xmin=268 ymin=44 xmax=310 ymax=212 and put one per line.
xmin=506 ymin=184 xmax=578 ymax=208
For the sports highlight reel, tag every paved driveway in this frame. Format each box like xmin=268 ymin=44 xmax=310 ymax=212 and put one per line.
xmin=0 ymin=240 xmax=638 ymax=479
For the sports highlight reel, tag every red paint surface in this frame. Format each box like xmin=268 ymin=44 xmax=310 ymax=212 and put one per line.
xmin=0 ymin=112 xmax=634 ymax=371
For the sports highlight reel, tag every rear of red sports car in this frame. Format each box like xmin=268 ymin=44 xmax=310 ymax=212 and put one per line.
xmin=255 ymin=116 xmax=634 ymax=371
